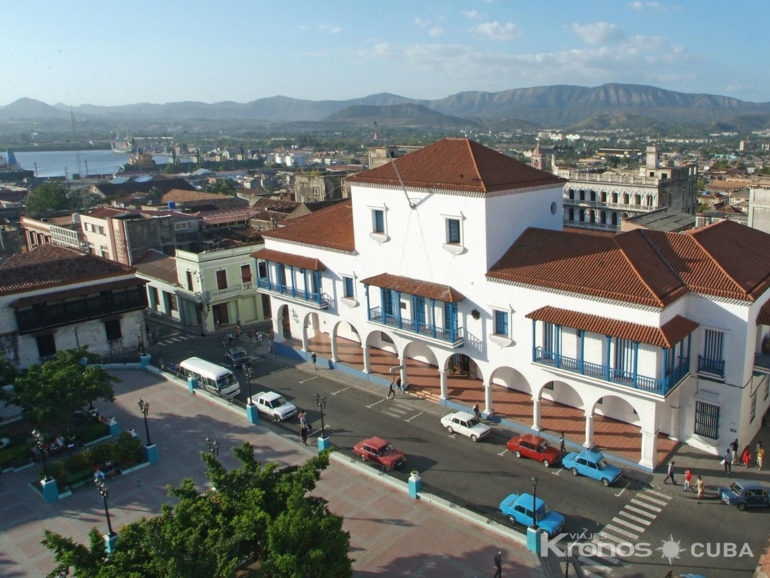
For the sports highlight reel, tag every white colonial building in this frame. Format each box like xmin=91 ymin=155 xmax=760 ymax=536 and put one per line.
xmin=251 ymin=138 xmax=770 ymax=471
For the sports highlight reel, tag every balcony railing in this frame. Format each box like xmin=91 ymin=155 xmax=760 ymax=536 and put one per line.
xmin=205 ymin=282 xmax=259 ymax=302
xmin=533 ymin=347 xmax=688 ymax=396
xmin=369 ymin=306 xmax=463 ymax=345
xmin=697 ymin=355 xmax=725 ymax=378
xmin=755 ymin=353 xmax=770 ymax=372
xmin=256 ymin=277 xmax=328 ymax=308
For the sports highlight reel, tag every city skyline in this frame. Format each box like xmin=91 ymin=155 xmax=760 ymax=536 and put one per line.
xmin=2 ymin=0 xmax=769 ymax=107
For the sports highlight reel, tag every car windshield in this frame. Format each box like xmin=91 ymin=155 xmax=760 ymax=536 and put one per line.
xmin=596 ymin=458 xmax=608 ymax=470
xmin=537 ymin=441 xmax=550 ymax=452
xmin=217 ymin=373 xmax=237 ymax=387
xmin=232 ymin=351 xmax=247 ymax=360
xmin=729 ymin=482 xmax=743 ymax=494
xmin=536 ymin=504 xmax=550 ymax=520
xmin=379 ymin=444 xmax=394 ymax=456
xmin=274 ymin=397 xmax=288 ymax=406
xmin=466 ymin=417 xmax=480 ymax=428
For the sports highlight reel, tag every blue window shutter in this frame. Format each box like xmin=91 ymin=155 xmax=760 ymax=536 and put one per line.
xmin=344 ymin=277 xmax=354 ymax=298
xmin=374 ymin=210 xmax=384 ymax=233
xmin=448 ymin=219 xmax=460 ymax=243
xmin=494 ymin=311 xmax=508 ymax=336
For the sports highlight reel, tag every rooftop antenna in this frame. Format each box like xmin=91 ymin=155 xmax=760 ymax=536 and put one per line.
xmin=375 ymin=122 xmax=415 ymax=209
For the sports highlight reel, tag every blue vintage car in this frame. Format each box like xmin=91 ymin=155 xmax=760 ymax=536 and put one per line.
xmin=718 ymin=480 xmax=770 ymax=511
xmin=499 ymin=492 xmax=565 ymax=537
xmin=562 ymin=449 xmax=622 ymax=486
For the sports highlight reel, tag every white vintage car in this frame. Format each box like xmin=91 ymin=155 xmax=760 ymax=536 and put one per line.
xmin=249 ymin=391 xmax=298 ymax=421
xmin=440 ymin=411 xmax=491 ymax=442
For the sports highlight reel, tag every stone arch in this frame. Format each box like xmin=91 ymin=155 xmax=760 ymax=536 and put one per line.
xmin=601 ymin=191 xmax=608 ymax=203
xmin=586 ymin=393 xmax=642 ymax=426
xmin=622 ymin=212 xmax=629 ymax=219
xmin=646 ymin=194 xmax=655 ymax=207
xmin=536 ymin=379 xmax=585 ymax=409
xmin=568 ymin=207 xmax=575 ymax=221
xmin=567 ymin=187 xmax=575 ymax=200
xmin=302 ymin=311 xmax=322 ymax=340
xmin=443 ymin=352 xmax=484 ymax=382
xmin=403 ymin=340 xmax=439 ymax=367
xmin=600 ymin=210 xmax=607 ymax=224
xmin=364 ymin=328 xmax=398 ymax=356
xmin=579 ymin=189 xmax=586 ymax=201
xmin=623 ymin=192 xmax=630 ymax=205
xmin=490 ymin=366 xmax=531 ymax=394
xmin=634 ymin=193 xmax=642 ymax=206
xmin=589 ymin=189 xmax=596 ymax=202
xmin=579 ymin=208 xmax=585 ymax=222
xmin=589 ymin=209 xmax=596 ymax=223
xmin=332 ymin=319 xmax=362 ymax=345
xmin=275 ymin=303 xmax=291 ymax=340
xmin=611 ymin=191 xmax=619 ymax=204
xmin=611 ymin=212 xmax=618 ymax=226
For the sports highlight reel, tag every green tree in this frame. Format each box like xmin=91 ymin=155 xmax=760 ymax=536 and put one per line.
xmin=10 ymin=348 xmax=119 ymax=429
xmin=26 ymin=181 xmax=74 ymax=212
xmin=42 ymin=445 xmax=351 ymax=578
xmin=204 ymin=179 xmax=236 ymax=196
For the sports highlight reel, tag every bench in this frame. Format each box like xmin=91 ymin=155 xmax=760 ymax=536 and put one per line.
xmin=65 ymin=469 xmax=94 ymax=490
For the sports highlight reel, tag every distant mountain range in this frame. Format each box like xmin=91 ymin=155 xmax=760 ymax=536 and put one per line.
xmin=2 ymin=84 xmax=770 ymax=131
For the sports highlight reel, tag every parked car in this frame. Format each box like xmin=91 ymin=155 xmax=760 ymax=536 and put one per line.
xmin=353 ymin=436 xmax=406 ymax=469
xmin=507 ymin=434 xmax=561 ymax=467
xmin=440 ymin=411 xmax=491 ymax=442
xmin=249 ymin=391 xmax=297 ymax=421
xmin=718 ymin=480 xmax=770 ymax=511
xmin=562 ymin=449 xmax=622 ymax=486
xmin=499 ymin=492 xmax=565 ymax=538
xmin=225 ymin=347 xmax=252 ymax=369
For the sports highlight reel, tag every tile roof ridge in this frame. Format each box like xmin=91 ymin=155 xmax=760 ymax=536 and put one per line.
xmin=638 ymin=229 xmax=689 ymax=296
xmin=612 ymin=230 xmax=667 ymax=307
xmin=687 ymin=226 xmax=750 ymax=298
xmin=466 ymin=139 xmax=487 ymax=194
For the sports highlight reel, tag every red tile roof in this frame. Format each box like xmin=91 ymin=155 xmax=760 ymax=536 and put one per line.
xmin=0 ymin=245 xmax=136 ymax=296
xmin=261 ymin=200 xmax=355 ymax=253
xmin=360 ymin=272 xmax=465 ymax=302
xmin=251 ymin=248 xmax=326 ymax=271
xmin=347 ymin=138 xmax=565 ymax=194
xmin=489 ymin=220 xmax=770 ymax=306
xmin=10 ymin=278 xmax=146 ymax=308
xmin=525 ymin=306 xmax=699 ymax=348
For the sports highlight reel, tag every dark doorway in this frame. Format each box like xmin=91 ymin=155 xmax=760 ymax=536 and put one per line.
xmin=212 ymin=303 xmax=229 ymax=326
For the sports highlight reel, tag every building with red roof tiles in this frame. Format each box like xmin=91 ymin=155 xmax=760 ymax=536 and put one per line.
xmin=250 ymin=137 xmax=770 ymax=470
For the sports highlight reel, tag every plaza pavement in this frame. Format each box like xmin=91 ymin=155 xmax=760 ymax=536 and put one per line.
xmin=0 ymin=368 xmax=543 ymax=578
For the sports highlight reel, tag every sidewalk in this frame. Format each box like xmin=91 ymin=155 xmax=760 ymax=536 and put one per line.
xmin=0 ymin=369 xmax=542 ymax=577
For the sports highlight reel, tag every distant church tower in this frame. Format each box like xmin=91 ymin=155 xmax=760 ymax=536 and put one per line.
xmin=530 ymin=143 xmax=545 ymax=170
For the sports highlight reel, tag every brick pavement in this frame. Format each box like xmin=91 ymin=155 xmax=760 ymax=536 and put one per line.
xmin=0 ymin=368 xmax=543 ymax=577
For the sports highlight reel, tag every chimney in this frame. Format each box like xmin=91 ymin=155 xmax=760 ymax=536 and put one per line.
xmin=646 ymin=146 xmax=659 ymax=169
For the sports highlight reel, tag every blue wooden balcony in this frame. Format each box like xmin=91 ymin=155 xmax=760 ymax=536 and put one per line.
xmin=533 ymin=347 xmax=688 ymax=396
xmin=754 ymin=353 xmax=770 ymax=373
xmin=368 ymin=306 xmax=463 ymax=347
xmin=256 ymin=277 xmax=327 ymax=308
xmin=697 ymin=355 xmax=725 ymax=378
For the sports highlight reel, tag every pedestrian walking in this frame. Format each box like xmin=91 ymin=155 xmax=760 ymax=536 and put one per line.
xmin=730 ymin=439 xmax=739 ymax=465
xmin=299 ymin=410 xmax=307 ymax=429
xmin=758 ymin=442 xmax=765 ymax=470
xmin=257 ymin=332 xmax=263 ymax=346
xmin=387 ymin=381 xmax=395 ymax=400
xmin=683 ymin=469 xmax=692 ymax=492
xmin=494 ymin=551 xmax=502 ymax=578
xmin=559 ymin=432 xmax=566 ymax=454
xmin=311 ymin=352 xmax=317 ymax=370
xmin=742 ymin=445 xmax=751 ymax=468
xmin=664 ymin=461 xmax=676 ymax=485
xmin=472 ymin=402 xmax=481 ymax=420
xmin=396 ymin=376 xmax=403 ymax=393
xmin=723 ymin=448 xmax=732 ymax=473
xmin=268 ymin=337 xmax=273 ymax=354
xmin=300 ymin=424 xmax=308 ymax=446
xmin=695 ymin=476 xmax=705 ymax=504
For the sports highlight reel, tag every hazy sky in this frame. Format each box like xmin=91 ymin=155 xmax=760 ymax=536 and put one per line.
xmin=2 ymin=0 xmax=768 ymax=106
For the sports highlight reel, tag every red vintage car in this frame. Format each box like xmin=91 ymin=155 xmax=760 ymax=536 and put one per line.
xmin=506 ymin=434 xmax=561 ymax=468
xmin=353 ymin=437 xmax=406 ymax=469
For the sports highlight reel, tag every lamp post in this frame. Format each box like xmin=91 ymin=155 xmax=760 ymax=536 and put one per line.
xmin=564 ymin=541 xmax=571 ymax=578
xmin=73 ymin=326 xmax=80 ymax=348
xmin=531 ymin=476 xmax=538 ymax=529
xmin=244 ymin=365 xmax=253 ymax=404
xmin=206 ymin=436 xmax=220 ymax=456
xmin=314 ymin=393 xmax=327 ymax=439
xmin=32 ymin=429 xmax=50 ymax=481
xmin=94 ymin=478 xmax=116 ymax=537
xmin=137 ymin=399 xmax=151 ymax=446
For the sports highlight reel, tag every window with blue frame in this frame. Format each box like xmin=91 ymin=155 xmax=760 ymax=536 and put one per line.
xmin=383 ymin=289 xmax=395 ymax=316
xmin=614 ymin=338 xmax=634 ymax=375
xmin=447 ymin=219 xmax=461 ymax=244
xmin=373 ymin=209 xmax=385 ymax=233
xmin=343 ymin=276 xmax=355 ymax=298
xmin=700 ymin=329 xmax=725 ymax=376
xmin=543 ymin=322 xmax=555 ymax=353
xmin=694 ymin=401 xmax=720 ymax=439
xmin=415 ymin=296 xmax=426 ymax=326
xmin=494 ymin=310 xmax=508 ymax=336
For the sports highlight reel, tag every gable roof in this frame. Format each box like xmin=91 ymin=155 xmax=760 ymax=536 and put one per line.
xmin=488 ymin=220 xmax=770 ymax=307
xmin=347 ymin=138 xmax=564 ymax=194
xmin=134 ymin=249 xmax=179 ymax=285
xmin=261 ymin=199 xmax=355 ymax=253
xmin=0 ymin=245 xmax=136 ymax=296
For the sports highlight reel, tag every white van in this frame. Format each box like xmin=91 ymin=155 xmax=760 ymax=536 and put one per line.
xmin=179 ymin=357 xmax=241 ymax=398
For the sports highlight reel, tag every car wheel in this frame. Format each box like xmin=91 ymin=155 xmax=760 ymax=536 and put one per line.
xmin=542 ymin=459 xmax=550 ymax=468
xmin=507 ymin=514 xmax=515 ymax=524
xmin=471 ymin=434 xmax=478 ymax=442
xmin=601 ymin=478 xmax=610 ymax=487
xmin=514 ymin=450 xmax=522 ymax=458
xmin=570 ymin=467 xmax=579 ymax=476
xmin=447 ymin=426 xmax=454 ymax=434
xmin=738 ymin=502 xmax=747 ymax=511
xmin=360 ymin=453 xmax=366 ymax=461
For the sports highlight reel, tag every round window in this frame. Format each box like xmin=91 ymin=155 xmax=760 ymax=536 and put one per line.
xmin=550 ymin=202 xmax=557 ymax=215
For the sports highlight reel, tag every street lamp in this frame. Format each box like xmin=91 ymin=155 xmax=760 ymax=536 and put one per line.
xmin=32 ymin=429 xmax=50 ymax=481
xmin=73 ymin=326 xmax=80 ymax=348
xmin=137 ymin=399 xmax=151 ymax=446
xmin=564 ymin=541 xmax=571 ymax=578
xmin=95 ymin=478 xmax=116 ymax=537
xmin=314 ymin=393 xmax=327 ymax=439
xmin=244 ymin=365 xmax=253 ymax=405
xmin=205 ymin=436 xmax=220 ymax=456
xmin=531 ymin=476 xmax=538 ymax=529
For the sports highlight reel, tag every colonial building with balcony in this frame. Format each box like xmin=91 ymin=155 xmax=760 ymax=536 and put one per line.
xmin=554 ymin=146 xmax=699 ymax=232
xmin=254 ymin=137 xmax=770 ymax=471
xmin=0 ymin=245 xmax=147 ymax=367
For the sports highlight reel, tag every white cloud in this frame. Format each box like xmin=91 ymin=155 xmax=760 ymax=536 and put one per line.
xmin=629 ymin=1 xmax=676 ymax=11
xmin=471 ymin=21 xmax=521 ymax=41
xmin=319 ymin=24 xmax=341 ymax=34
xmin=428 ymin=27 xmax=444 ymax=37
xmin=571 ymin=22 xmax=626 ymax=45
xmin=414 ymin=17 xmax=429 ymax=27
xmin=462 ymin=10 xmax=482 ymax=20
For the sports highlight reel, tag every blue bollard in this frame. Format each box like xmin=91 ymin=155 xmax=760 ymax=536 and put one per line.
xmin=187 ymin=376 xmax=197 ymax=394
xmin=41 ymin=478 xmax=59 ymax=503
xmin=246 ymin=404 xmax=259 ymax=424
xmin=143 ymin=444 xmax=159 ymax=465
xmin=526 ymin=527 xmax=542 ymax=554
xmin=105 ymin=533 xmax=118 ymax=554
xmin=107 ymin=418 xmax=120 ymax=438
xmin=408 ymin=472 xmax=422 ymax=499
xmin=317 ymin=436 xmax=331 ymax=451
xmin=140 ymin=354 xmax=151 ymax=369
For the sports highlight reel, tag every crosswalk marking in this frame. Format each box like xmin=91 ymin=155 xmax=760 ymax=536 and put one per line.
xmin=598 ymin=531 xmax=628 ymax=544
xmin=611 ymin=516 xmax=646 ymax=533
xmin=630 ymin=498 xmax=661 ymax=513
xmin=616 ymin=510 xmax=651 ymax=526
xmin=578 ymin=556 xmax=613 ymax=573
xmin=623 ymin=504 xmax=657 ymax=518
xmin=635 ymin=493 xmax=668 ymax=507
xmin=604 ymin=524 xmax=638 ymax=540
xmin=643 ymin=489 xmax=670 ymax=499
xmin=584 ymin=544 xmax=621 ymax=565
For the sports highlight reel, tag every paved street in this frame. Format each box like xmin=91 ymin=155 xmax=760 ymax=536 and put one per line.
xmin=143 ymin=323 xmax=770 ymax=578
